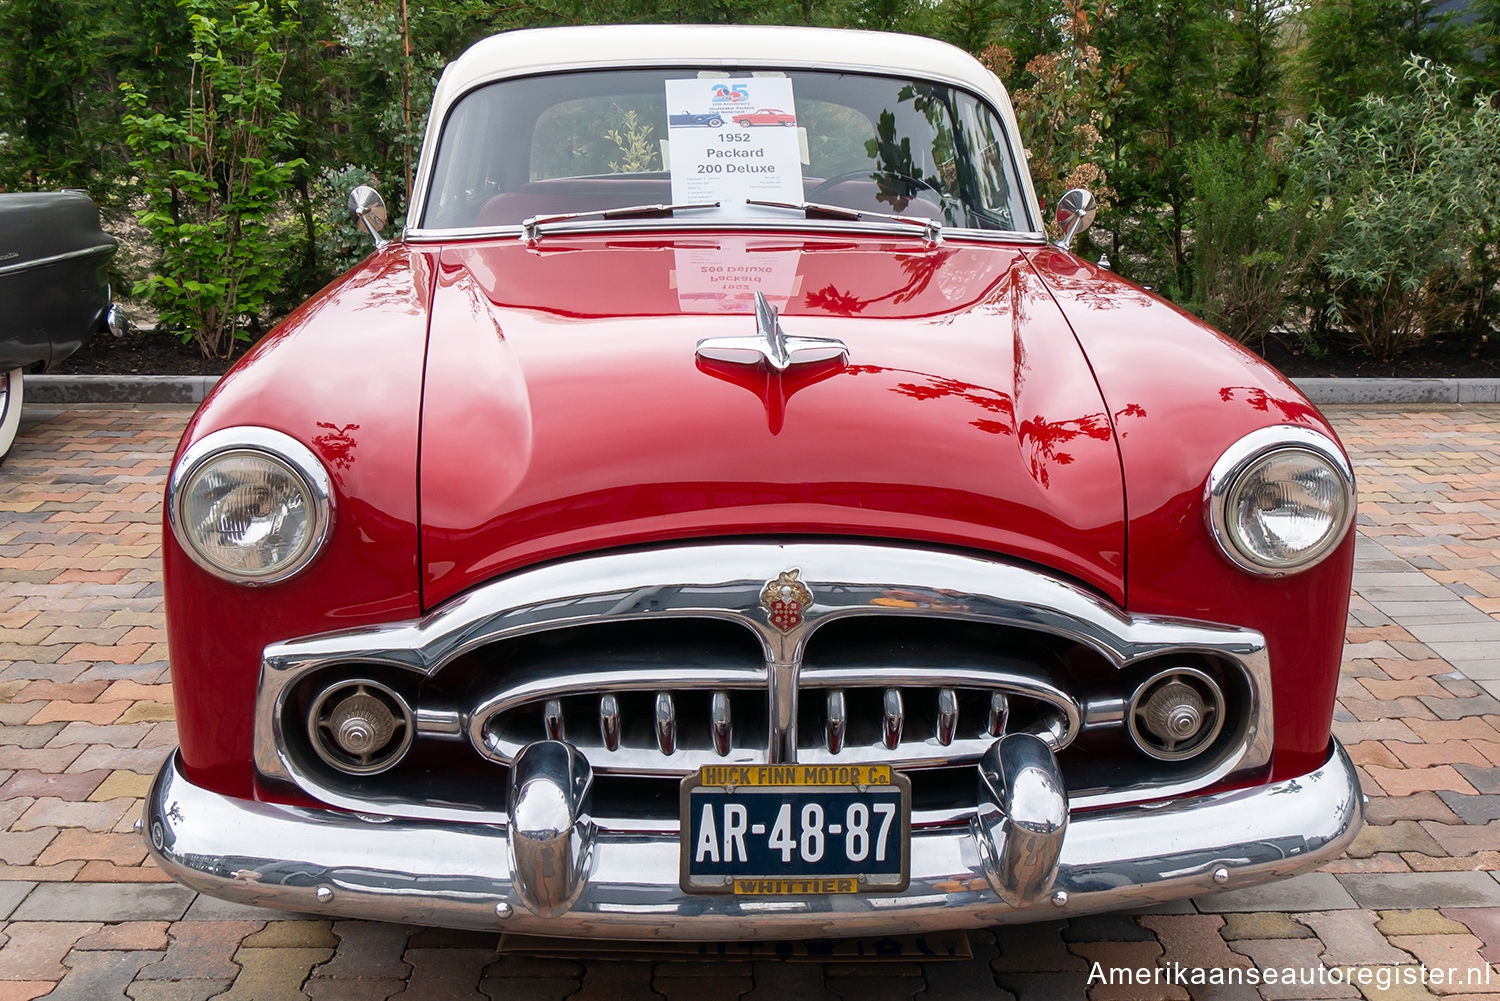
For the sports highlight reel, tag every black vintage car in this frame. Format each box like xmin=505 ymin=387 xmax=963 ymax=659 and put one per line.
xmin=0 ymin=190 xmax=121 ymax=458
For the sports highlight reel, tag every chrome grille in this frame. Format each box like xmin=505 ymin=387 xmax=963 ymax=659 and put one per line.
xmin=257 ymin=541 xmax=1273 ymax=825
xmin=472 ymin=662 xmax=1079 ymax=777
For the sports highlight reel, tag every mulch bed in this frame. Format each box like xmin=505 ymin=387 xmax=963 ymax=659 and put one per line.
xmin=48 ymin=324 xmax=1500 ymax=380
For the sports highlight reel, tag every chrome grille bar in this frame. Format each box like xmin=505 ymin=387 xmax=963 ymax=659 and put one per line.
xmin=654 ymin=693 xmax=676 ymax=755
xmin=543 ymin=699 xmax=564 ymax=740
xmin=988 ymin=692 xmax=1009 ymax=737
xmin=936 ymin=688 xmax=958 ymax=746
xmin=710 ymin=692 xmax=731 ymax=757
xmin=826 ymin=691 xmax=847 ymax=753
xmin=883 ymin=689 xmax=904 ymax=749
xmin=599 ymin=695 xmax=621 ymax=751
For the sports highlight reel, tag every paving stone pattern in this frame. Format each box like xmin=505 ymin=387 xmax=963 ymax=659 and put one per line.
xmin=2 ymin=402 xmax=1500 ymax=999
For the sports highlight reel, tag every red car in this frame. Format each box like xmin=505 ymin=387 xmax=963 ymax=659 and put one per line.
xmin=145 ymin=24 xmax=1361 ymax=939
xmin=735 ymin=107 xmax=797 ymax=126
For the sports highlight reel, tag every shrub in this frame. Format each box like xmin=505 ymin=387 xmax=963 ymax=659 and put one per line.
xmin=1293 ymin=57 xmax=1500 ymax=359
xmin=122 ymin=0 xmax=305 ymax=359
xmin=1185 ymin=137 xmax=1328 ymax=347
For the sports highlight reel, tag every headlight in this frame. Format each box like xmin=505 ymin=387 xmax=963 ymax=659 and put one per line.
xmin=1205 ymin=426 xmax=1354 ymax=576
xmin=168 ymin=427 xmax=334 ymax=585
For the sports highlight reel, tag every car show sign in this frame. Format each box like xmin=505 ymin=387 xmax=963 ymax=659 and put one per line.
xmin=665 ymin=77 xmax=803 ymax=214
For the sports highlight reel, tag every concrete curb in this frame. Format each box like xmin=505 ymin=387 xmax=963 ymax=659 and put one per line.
xmin=1295 ymin=377 xmax=1500 ymax=404
xmin=27 ymin=373 xmax=1500 ymax=407
xmin=28 ymin=374 xmax=220 ymax=404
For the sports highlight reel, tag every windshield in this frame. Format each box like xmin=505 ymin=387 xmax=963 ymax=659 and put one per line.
xmin=421 ymin=68 xmax=1032 ymax=233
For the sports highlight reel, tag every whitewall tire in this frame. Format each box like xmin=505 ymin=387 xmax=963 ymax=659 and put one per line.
xmin=0 ymin=368 xmax=23 ymax=460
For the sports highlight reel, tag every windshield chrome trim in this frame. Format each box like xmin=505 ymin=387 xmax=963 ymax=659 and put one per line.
xmin=404 ymin=218 xmax=1047 ymax=245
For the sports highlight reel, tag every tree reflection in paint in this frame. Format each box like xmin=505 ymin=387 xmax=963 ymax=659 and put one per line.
xmin=802 ymin=251 xmax=952 ymax=316
xmin=314 ymin=422 xmax=360 ymax=470
xmin=846 ymin=364 xmax=1015 ymax=436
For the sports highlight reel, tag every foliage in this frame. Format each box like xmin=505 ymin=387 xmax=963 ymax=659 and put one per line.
xmin=604 ymin=109 xmax=660 ymax=173
xmin=315 ymin=165 xmax=404 ymax=276
xmin=122 ymin=0 xmax=306 ymax=358
xmin=1293 ymin=58 xmax=1500 ymax=359
xmin=2 ymin=0 xmax=1496 ymax=358
xmin=0 ymin=0 xmax=95 ymax=189
xmin=981 ymin=0 xmax=1116 ymax=231
xmin=1185 ymin=137 xmax=1327 ymax=346
xmin=1294 ymin=0 xmax=1468 ymax=119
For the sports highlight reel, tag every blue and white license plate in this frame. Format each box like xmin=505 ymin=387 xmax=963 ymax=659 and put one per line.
xmin=680 ymin=763 xmax=911 ymax=894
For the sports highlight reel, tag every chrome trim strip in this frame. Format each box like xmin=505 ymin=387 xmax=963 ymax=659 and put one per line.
xmin=404 ymin=217 xmax=1048 ymax=246
xmin=255 ymin=543 xmax=1273 ymax=818
xmin=146 ymin=742 xmax=1362 ymax=938
xmin=1204 ymin=425 xmax=1356 ymax=578
xmin=0 ymin=243 xmax=114 ymax=278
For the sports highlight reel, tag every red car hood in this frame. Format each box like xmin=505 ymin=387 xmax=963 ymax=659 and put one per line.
xmin=419 ymin=233 xmax=1125 ymax=607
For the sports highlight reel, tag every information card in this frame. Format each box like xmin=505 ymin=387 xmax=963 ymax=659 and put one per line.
xmin=665 ymin=77 xmax=803 ymax=215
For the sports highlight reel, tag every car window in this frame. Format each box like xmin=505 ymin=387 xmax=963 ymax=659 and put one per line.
xmin=422 ymin=68 xmax=1030 ymax=233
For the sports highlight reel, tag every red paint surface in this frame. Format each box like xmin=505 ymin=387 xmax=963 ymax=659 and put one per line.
xmin=164 ymin=247 xmax=434 ymax=796
xmin=164 ymin=231 xmax=1352 ymax=803
xmin=1026 ymin=247 xmax=1353 ymax=781
xmin=418 ymin=234 xmax=1126 ymax=609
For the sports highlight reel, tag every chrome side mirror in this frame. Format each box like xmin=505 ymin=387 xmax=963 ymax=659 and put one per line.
xmin=1053 ymin=188 xmax=1098 ymax=251
xmin=348 ymin=185 xmax=389 ymax=250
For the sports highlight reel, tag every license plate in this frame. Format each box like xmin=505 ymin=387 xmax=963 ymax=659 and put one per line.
xmin=680 ymin=763 xmax=911 ymax=895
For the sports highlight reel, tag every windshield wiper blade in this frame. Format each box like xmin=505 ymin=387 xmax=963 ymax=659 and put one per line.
xmin=746 ymin=198 xmax=942 ymax=244
xmin=521 ymin=201 xmax=720 ymax=242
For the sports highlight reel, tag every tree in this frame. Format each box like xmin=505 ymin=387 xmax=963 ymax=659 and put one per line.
xmin=122 ymin=0 xmax=306 ymax=358
xmin=1294 ymin=58 xmax=1500 ymax=359
xmin=1098 ymin=0 xmax=1235 ymax=297
xmin=0 ymin=0 xmax=97 ymax=189
xmin=1294 ymin=0 xmax=1468 ymax=118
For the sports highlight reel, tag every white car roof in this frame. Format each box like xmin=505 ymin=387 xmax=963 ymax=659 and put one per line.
xmin=432 ymin=24 xmax=1011 ymax=110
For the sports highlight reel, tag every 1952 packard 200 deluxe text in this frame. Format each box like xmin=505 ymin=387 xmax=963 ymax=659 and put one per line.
xmin=145 ymin=24 xmax=1363 ymax=938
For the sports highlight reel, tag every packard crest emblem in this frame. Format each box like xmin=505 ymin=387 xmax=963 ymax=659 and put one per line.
xmin=761 ymin=569 xmax=814 ymax=633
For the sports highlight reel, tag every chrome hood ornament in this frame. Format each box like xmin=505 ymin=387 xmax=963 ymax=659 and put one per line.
xmin=696 ymin=292 xmax=848 ymax=371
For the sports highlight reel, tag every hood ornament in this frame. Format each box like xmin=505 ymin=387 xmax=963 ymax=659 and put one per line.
xmin=696 ymin=292 xmax=848 ymax=371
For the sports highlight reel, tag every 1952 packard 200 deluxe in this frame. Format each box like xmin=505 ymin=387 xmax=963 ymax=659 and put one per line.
xmin=145 ymin=24 xmax=1363 ymax=938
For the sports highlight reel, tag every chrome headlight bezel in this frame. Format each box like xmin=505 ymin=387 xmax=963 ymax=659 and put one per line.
xmin=1204 ymin=426 xmax=1355 ymax=577
xmin=167 ymin=426 xmax=335 ymax=586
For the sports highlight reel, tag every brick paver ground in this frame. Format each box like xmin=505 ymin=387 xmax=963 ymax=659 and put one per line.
xmin=2 ymin=402 xmax=1499 ymax=1000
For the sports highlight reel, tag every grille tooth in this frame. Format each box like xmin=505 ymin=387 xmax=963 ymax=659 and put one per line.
xmin=599 ymin=695 xmax=620 ymax=751
xmin=882 ymin=689 xmax=904 ymax=749
xmin=710 ymin=692 xmax=732 ymax=756
xmin=936 ymin=688 xmax=958 ymax=746
xmin=988 ymin=692 xmax=1010 ymax=737
xmin=543 ymin=699 xmax=564 ymax=741
xmin=654 ymin=693 xmax=677 ymax=755
xmin=826 ymin=691 xmax=847 ymax=754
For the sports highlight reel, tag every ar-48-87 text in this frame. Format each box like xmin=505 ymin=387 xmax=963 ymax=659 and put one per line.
xmin=693 ymin=800 xmax=897 ymax=864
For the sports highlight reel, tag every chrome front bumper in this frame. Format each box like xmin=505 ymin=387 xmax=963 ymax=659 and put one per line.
xmin=144 ymin=741 xmax=1361 ymax=938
